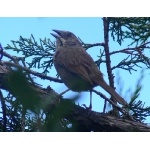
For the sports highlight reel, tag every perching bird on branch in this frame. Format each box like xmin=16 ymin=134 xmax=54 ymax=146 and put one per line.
xmin=51 ymin=30 xmax=128 ymax=109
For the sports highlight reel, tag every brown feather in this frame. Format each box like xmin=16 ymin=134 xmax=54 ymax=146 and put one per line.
xmin=52 ymin=30 xmax=128 ymax=106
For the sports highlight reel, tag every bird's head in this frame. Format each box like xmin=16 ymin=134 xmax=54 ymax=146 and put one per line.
xmin=51 ymin=30 xmax=82 ymax=49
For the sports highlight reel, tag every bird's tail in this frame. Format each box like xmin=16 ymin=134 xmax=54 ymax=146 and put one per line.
xmin=97 ymin=80 xmax=128 ymax=106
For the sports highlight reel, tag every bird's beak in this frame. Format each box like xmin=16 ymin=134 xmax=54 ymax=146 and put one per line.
xmin=50 ymin=33 xmax=60 ymax=39
xmin=50 ymin=30 xmax=63 ymax=39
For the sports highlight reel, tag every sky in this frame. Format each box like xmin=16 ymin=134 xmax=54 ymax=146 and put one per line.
xmin=0 ymin=17 xmax=150 ymax=122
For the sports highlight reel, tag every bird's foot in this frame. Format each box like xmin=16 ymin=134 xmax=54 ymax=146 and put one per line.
xmin=82 ymin=104 xmax=92 ymax=110
xmin=82 ymin=104 xmax=92 ymax=116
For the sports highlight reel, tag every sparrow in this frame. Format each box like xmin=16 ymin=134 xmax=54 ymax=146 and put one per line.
xmin=51 ymin=30 xmax=128 ymax=108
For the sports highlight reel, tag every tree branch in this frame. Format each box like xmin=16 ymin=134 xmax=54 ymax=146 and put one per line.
xmin=0 ymin=61 xmax=149 ymax=131
xmin=1 ymin=61 xmax=62 ymax=83
xmin=0 ymin=90 xmax=6 ymax=131
xmin=61 ymin=102 xmax=150 ymax=132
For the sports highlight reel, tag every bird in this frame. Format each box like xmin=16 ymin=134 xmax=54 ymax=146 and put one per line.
xmin=51 ymin=29 xmax=128 ymax=109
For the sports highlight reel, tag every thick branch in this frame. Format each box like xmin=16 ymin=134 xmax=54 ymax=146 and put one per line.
xmin=0 ymin=61 xmax=149 ymax=131
xmin=0 ymin=90 xmax=6 ymax=131
xmin=60 ymin=102 xmax=150 ymax=132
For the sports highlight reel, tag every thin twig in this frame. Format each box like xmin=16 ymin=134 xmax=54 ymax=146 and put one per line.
xmin=3 ymin=51 xmax=23 ymax=63
xmin=110 ymin=41 xmax=150 ymax=55
xmin=103 ymin=100 xmax=107 ymax=113
xmin=59 ymin=89 xmax=70 ymax=96
xmin=92 ymin=89 xmax=135 ymax=121
xmin=103 ymin=17 xmax=115 ymax=89
xmin=84 ymin=43 xmax=105 ymax=49
xmin=1 ymin=61 xmax=62 ymax=83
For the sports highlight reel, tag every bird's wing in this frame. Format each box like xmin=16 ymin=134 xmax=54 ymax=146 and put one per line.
xmin=54 ymin=48 xmax=99 ymax=84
